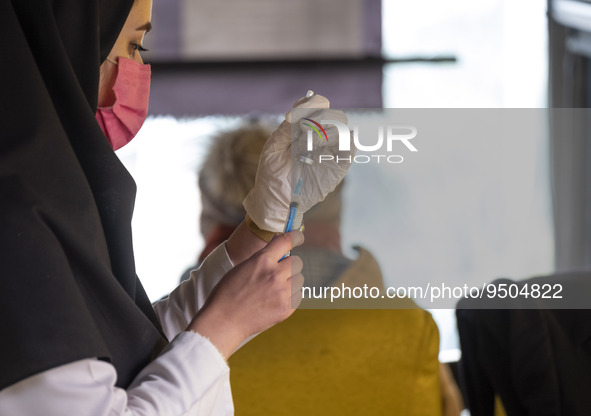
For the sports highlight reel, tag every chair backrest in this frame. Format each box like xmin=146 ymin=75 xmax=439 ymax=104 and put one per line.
xmin=229 ymin=308 xmax=442 ymax=416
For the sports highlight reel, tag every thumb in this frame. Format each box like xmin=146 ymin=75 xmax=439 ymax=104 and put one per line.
xmin=263 ymin=231 xmax=305 ymax=261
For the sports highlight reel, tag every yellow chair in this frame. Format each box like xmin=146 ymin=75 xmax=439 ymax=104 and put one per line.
xmin=229 ymin=308 xmax=442 ymax=416
xmin=495 ymin=396 xmax=507 ymax=416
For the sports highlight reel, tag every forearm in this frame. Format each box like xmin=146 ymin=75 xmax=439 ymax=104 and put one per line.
xmin=153 ymin=243 xmax=234 ymax=341
xmin=152 ymin=219 xmax=275 ymax=343
xmin=225 ymin=220 xmax=268 ymax=266
xmin=0 ymin=332 xmax=232 ymax=416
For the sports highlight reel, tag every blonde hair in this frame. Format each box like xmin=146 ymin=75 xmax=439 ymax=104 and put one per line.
xmin=199 ymin=123 xmax=272 ymax=238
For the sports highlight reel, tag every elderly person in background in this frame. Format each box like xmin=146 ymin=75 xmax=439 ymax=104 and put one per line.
xmin=185 ymin=122 xmax=464 ymax=415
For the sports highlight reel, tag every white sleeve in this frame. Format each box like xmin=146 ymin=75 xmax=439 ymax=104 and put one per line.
xmin=153 ymin=243 xmax=234 ymax=341
xmin=0 ymin=331 xmax=233 ymax=416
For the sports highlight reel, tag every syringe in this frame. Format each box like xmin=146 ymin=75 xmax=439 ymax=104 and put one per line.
xmin=284 ymin=154 xmax=314 ymax=233
xmin=279 ymin=154 xmax=313 ymax=261
xmin=280 ymin=91 xmax=316 ymax=260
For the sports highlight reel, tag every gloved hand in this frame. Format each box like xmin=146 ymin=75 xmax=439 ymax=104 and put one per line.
xmin=243 ymin=92 xmax=354 ymax=235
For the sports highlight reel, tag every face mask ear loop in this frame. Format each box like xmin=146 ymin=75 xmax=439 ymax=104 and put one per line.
xmin=106 ymin=57 xmax=118 ymax=66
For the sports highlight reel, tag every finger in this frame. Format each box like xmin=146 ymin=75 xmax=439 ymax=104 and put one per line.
xmin=273 ymin=255 xmax=304 ymax=284
xmin=289 ymin=255 xmax=303 ymax=275
xmin=297 ymin=109 xmax=349 ymax=148
xmin=291 ymin=94 xmax=330 ymax=111
xmin=285 ymin=96 xmax=331 ymax=124
xmin=289 ymin=273 xmax=305 ymax=309
xmin=290 ymin=272 xmax=304 ymax=290
xmin=272 ymin=254 xmax=303 ymax=283
xmin=333 ymin=130 xmax=357 ymax=158
xmin=263 ymin=231 xmax=304 ymax=261
xmin=298 ymin=108 xmax=348 ymax=129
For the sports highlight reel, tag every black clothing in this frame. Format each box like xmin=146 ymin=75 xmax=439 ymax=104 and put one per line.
xmin=457 ymin=274 xmax=591 ymax=416
xmin=0 ymin=0 xmax=167 ymax=390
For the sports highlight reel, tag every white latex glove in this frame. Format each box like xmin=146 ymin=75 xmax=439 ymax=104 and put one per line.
xmin=243 ymin=92 xmax=354 ymax=233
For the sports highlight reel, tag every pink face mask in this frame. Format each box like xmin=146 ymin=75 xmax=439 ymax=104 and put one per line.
xmin=96 ymin=57 xmax=151 ymax=150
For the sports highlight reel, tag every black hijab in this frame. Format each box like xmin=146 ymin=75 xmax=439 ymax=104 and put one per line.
xmin=0 ymin=0 xmax=167 ymax=389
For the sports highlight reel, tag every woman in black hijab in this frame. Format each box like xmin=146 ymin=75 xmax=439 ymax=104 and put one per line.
xmin=0 ymin=0 xmax=305 ymax=413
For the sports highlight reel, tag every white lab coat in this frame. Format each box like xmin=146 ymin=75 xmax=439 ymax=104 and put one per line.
xmin=0 ymin=243 xmax=234 ymax=416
